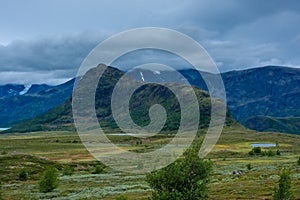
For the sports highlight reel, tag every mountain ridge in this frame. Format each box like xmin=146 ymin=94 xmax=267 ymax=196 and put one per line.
xmin=0 ymin=79 xmax=75 ymax=127
xmin=5 ymin=65 xmax=234 ymax=133
xmin=2 ymin=65 xmax=300 ymax=135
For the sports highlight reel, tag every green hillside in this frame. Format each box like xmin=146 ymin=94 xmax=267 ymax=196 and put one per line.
xmin=244 ymin=116 xmax=300 ymax=134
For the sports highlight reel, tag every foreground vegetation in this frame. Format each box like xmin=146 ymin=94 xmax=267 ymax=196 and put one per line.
xmin=0 ymin=125 xmax=300 ymax=199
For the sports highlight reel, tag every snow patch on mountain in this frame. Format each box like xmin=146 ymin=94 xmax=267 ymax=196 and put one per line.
xmin=19 ymin=85 xmax=31 ymax=95
xmin=140 ymin=72 xmax=145 ymax=82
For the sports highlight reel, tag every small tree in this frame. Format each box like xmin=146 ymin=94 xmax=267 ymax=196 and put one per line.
xmin=19 ymin=168 xmax=28 ymax=181
xmin=273 ymin=168 xmax=293 ymax=200
xmin=253 ymin=147 xmax=262 ymax=154
xmin=146 ymin=145 xmax=212 ymax=200
xmin=267 ymin=150 xmax=275 ymax=157
xmin=39 ymin=167 xmax=58 ymax=193
xmin=246 ymin=163 xmax=252 ymax=170
xmin=276 ymin=150 xmax=281 ymax=156
xmin=92 ymin=165 xmax=104 ymax=174
xmin=63 ymin=166 xmax=75 ymax=176
xmin=249 ymin=147 xmax=262 ymax=155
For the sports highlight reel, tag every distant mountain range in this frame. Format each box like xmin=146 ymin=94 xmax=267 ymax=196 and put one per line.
xmin=5 ymin=65 xmax=234 ymax=133
xmin=128 ymin=66 xmax=300 ymax=134
xmin=0 ymin=79 xmax=74 ymax=127
xmin=0 ymin=84 xmax=26 ymax=97
xmin=1 ymin=65 xmax=300 ymax=134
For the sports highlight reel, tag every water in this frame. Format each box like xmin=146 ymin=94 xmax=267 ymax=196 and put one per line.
xmin=0 ymin=128 xmax=10 ymax=131
xmin=250 ymin=143 xmax=276 ymax=147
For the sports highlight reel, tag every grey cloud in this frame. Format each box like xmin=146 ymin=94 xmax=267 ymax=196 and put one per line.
xmin=0 ymin=31 xmax=109 ymax=84
xmin=0 ymin=32 xmax=105 ymax=72
xmin=0 ymin=0 xmax=300 ymax=83
xmin=0 ymin=70 xmax=73 ymax=85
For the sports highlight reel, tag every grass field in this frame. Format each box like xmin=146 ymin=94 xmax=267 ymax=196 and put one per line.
xmin=0 ymin=125 xmax=300 ymax=199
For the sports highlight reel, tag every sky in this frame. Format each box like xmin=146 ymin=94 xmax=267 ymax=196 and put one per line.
xmin=0 ymin=0 xmax=300 ymax=84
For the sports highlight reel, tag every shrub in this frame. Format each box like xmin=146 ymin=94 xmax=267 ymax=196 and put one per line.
xmin=115 ymin=194 xmax=128 ymax=200
xmin=92 ymin=165 xmax=104 ymax=174
xmin=267 ymin=150 xmax=275 ymax=157
xmin=39 ymin=167 xmax=58 ymax=193
xmin=246 ymin=163 xmax=252 ymax=170
xmin=146 ymin=145 xmax=212 ymax=200
xmin=276 ymin=150 xmax=281 ymax=156
xmin=273 ymin=168 xmax=293 ymax=200
xmin=253 ymin=147 xmax=262 ymax=154
xmin=63 ymin=166 xmax=75 ymax=176
xmin=249 ymin=147 xmax=262 ymax=155
xmin=248 ymin=150 xmax=254 ymax=156
xmin=19 ymin=168 xmax=28 ymax=181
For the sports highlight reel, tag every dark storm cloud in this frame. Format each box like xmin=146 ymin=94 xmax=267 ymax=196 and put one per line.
xmin=0 ymin=32 xmax=104 ymax=71
xmin=0 ymin=31 xmax=107 ymax=84
xmin=0 ymin=0 xmax=299 ymax=84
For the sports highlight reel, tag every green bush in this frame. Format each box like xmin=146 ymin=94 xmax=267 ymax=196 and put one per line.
xmin=19 ymin=168 xmax=28 ymax=181
xmin=249 ymin=147 xmax=262 ymax=155
xmin=115 ymin=194 xmax=128 ymax=200
xmin=92 ymin=165 xmax=104 ymax=174
xmin=253 ymin=147 xmax=262 ymax=154
xmin=267 ymin=150 xmax=275 ymax=157
xmin=146 ymin=145 xmax=212 ymax=200
xmin=246 ymin=163 xmax=252 ymax=170
xmin=249 ymin=147 xmax=278 ymax=157
xmin=273 ymin=168 xmax=293 ymax=200
xmin=248 ymin=150 xmax=255 ymax=156
xmin=276 ymin=150 xmax=281 ymax=156
xmin=39 ymin=167 xmax=58 ymax=193
xmin=63 ymin=166 xmax=75 ymax=176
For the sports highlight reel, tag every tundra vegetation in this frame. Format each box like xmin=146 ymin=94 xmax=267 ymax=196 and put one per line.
xmin=0 ymin=126 xmax=300 ymax=199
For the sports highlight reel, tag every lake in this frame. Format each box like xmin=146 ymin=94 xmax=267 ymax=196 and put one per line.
xmin=250 ymin=143 xmax=276 ymax=147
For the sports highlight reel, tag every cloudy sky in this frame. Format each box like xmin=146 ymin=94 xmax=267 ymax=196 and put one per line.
xmin=0 ymin=0 xmax=300 ymax=84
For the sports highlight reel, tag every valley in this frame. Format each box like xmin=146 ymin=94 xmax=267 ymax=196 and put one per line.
xmin=1 ymin=125 xmax=300 ymax=199
xmin=1 ymin=65 xmax=299 ymax=199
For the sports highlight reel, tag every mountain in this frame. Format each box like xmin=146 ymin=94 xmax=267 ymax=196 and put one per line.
xmin=3 ymin=65 xmax=300 ymax=134
xmin=0 ymin=79 xmax=75 ymax=127
xmin=128 ymin=66 xmax=300 ymax=134
xmin=0 ymin=84 xmax=26 ymax=97
xmin=26 ymin=84 xmax=52 ymax=95
xmin=5 ymin=65 xmax=234 ymax=133
xmin=244 ymin=116 xmax=300 ymax=134
xmin=221 ymin=66 xmax=300 ymax=121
